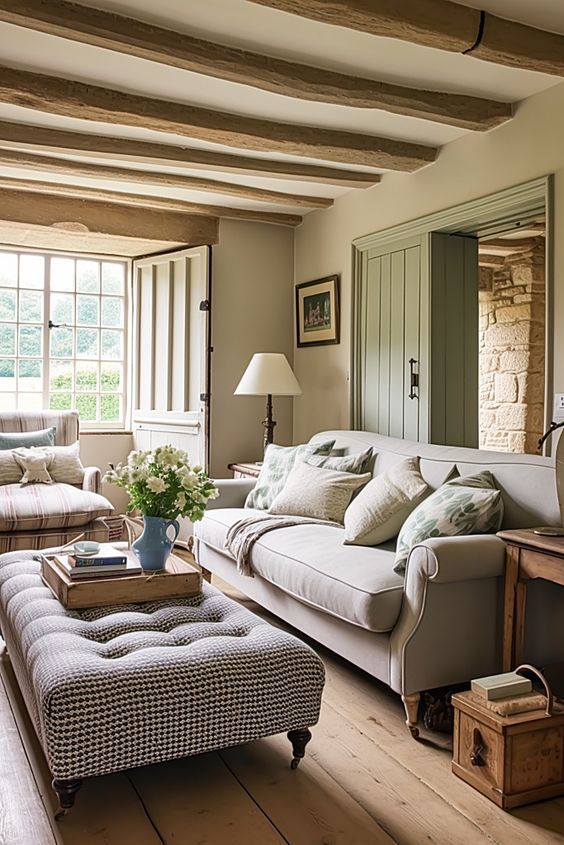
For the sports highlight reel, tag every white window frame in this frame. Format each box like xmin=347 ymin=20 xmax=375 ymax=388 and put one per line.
xmin=0 ymin=246 xmax=130 ymax=431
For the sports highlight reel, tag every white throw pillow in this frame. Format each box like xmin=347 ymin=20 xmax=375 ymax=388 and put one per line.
xmin=344 ymin=457 xmax=429 ymax=546
xmin=13 ymin=449 xmax=53 ymax=484
xmin=47 ymin=441 xmax=85 ymax=484
xmin=268 ymin=461 xmax=371 ymax=524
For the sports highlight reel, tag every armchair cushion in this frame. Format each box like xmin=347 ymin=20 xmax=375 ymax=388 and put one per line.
xmin=0 ymin=483 xmax=113 ymax=532
xmin=0 ymin=427 xmax=55 ymax=450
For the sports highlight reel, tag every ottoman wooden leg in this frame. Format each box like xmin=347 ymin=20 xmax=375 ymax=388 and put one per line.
xmin=52 ymin=778 xmax=83 ymax=820
xmin=288 ymin=728 xmax=312 ymax=769
xmin=402 ymin=692 xmax=421 ymax=740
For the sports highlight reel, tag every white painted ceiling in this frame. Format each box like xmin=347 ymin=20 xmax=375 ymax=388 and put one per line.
xmin=0 ymin=0 xmax=563 ymax=231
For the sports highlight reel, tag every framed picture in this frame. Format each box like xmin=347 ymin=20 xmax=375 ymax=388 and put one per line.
xmin=295 ymin=275 xmax=340 ymax=348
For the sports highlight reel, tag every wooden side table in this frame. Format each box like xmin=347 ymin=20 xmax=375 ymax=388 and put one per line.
xmin=228 ymin=462 xmax=261 ymax=479
xmin=498 ymin=528 xmax=564 ymax=671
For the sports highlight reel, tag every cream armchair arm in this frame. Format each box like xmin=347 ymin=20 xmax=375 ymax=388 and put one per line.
xmin=82 ymin=466 xmax=102 ymax=494
xmin=205 ymin=478 xmax=257 ymax=510
xmin=390 ymin=534 xmax=506 ymax=696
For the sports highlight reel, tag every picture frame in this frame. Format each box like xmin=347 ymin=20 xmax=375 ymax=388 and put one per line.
xmin=295 ymin=275 xmax=340 ymax=348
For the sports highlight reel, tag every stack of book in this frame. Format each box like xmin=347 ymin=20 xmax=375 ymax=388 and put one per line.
xmin=53 ymin=544 xmax=142 ymax=580
xmin=471 ymin=671 xmax=546 ymax=716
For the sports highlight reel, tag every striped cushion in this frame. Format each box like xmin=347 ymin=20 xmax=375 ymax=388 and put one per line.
xmin=0 ymin=451 xmax=23 ymax=485
xmin=0 ymin=483 xmax=113 ymax=532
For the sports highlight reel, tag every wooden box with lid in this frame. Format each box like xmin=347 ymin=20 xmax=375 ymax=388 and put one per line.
xmin=452 ymin=669 xmax=564 ymax=809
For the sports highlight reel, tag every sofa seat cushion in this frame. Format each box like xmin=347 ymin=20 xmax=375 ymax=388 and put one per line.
xmin=0 ymin=483 xmax=113 ymax=532
xmin=196 ymin=508 xmax=405 ymax=633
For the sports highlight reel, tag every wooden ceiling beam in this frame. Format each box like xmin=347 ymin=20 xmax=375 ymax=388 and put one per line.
xmin=0 ymin=122 xmax=381 ymax=188
xmin=0 ymin=0 xmax=511 ymax=130
xmin=0 ymin=148 xmax=332 ymax=208
xmin=0 ymin=186 xmax=219 ymax=244
xmin=0 ymin=176 xmax=303 ymax=227
xmin=249 ymin=0 xmax=564 ymax=77
xmin=0 ymin=65 xmax=437 ymax=171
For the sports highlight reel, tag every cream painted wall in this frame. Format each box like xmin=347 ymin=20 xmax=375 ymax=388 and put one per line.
xmin=293 ymin=80 xmax=564 ymax=443
xmin=210 ymin=219 xmax=294 ymax=477
xmin=79 ymin=432 xmax=133 ymax=511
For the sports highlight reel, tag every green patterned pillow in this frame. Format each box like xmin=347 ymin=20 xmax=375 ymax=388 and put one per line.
xmin=394 ymin=470 xmax=504 ymax=574
xmin=307 ymin=446 xmax=374 ymax=475
xmin=245 ymin=440 xmax=335 ymax=511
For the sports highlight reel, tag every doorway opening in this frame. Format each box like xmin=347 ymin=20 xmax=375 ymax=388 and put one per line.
xmin=478 ymin=222 xmax=545 ymax=454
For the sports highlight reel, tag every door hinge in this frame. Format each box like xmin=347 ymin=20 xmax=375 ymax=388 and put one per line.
xmin=199 ymin=300 xmax=210 ymax=311
xmin=200 ymin=393 xmax=210 ymax=403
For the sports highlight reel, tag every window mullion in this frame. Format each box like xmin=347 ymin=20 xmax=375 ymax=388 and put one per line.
xmin=43 ymin=254 xmax=51 ymax=410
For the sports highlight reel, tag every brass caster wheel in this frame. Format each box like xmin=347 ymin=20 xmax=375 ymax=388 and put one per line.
xmin=290 ymin=757 xmax=300 ymax=770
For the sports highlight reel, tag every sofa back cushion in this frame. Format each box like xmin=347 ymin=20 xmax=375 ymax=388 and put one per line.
xmin=0 ymin=427 xmax=55 ymax=450
xmin=309 ymin=431 xmax=561 ymax=530
xmin=269 ymin=462 xmax=371 ymax=523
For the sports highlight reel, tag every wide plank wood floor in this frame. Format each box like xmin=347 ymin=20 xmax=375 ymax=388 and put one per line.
xmin=1 ymin=576 xmax=564 ymax=845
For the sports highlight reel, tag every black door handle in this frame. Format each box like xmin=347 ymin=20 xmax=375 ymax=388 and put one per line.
xmin=408 ymin=358 xmax=419 ymax=400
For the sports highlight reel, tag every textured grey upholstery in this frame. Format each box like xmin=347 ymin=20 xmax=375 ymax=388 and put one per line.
xmin=0 ymin=552 xmax=324 ymax=781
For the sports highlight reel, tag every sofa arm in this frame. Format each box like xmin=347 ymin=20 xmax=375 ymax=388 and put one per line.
xmin=205 ymin=478 xmax=257 ymax=510
xmin=389 ymin=534 xmax=506 ymax=695
xmin=82 ymin=466 xmax=101 ymax=494
xmin=407 ymin=534 xmax=506 ymax=584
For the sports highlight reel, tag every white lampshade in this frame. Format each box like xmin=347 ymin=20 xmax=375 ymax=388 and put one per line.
xmin=234 ymin=353 xmax=302 ymax=397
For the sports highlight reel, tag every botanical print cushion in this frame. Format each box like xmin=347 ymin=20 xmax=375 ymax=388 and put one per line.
xmin=344 ymin=457 xmax=429 ymax=547
xmin=245 ymin=440 xmax=335 ymax=511
xmin=394 ymin=470 xmax=504 ymax=574
xmin=13 ymin=449 xmax=54 ymax=484
xmin=307 ymin=446 xmax=374 ymax=475
xmin=0 ymin=427 xmax=56 ymax=450
xmin=268 ymin=461 xmax=371 ymax=524
xmin=0 ymin=451 xmax=24 ymax=485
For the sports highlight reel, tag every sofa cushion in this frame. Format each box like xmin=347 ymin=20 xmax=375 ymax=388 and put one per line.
xmin=269 ymin=462 xmax=371 ymax=523
xmin=344 ymin=457 xmax=429 ymax=546
xmin=196 ymin=508 xmax=405 ymax=632
xmin=0 ymin=483 xmax=113 ymax=532
xmin=0 ymin=427 xmax=56 ymax=450
xmin=245 ymin=440 xmax=335 ymax=511
xmin=394 ymin=470 xmax=504 ymax=573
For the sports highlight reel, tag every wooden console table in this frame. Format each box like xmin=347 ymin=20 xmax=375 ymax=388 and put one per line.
xmin=498 ymin=529 xmax=564 ymax=672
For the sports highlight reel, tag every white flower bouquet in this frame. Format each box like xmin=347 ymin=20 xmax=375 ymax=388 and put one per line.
xmin=104 ymin=445 xmax=219 ymax=522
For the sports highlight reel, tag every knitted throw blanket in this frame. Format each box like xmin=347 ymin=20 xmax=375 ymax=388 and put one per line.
xmin=225 ymin=513 xmax=339 ymax=577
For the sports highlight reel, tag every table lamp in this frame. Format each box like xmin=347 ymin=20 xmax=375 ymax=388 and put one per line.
xmin=234 ymin=353 xmax=302 ymax=454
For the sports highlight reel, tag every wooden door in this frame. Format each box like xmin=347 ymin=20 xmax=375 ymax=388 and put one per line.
xmin=132 ymin=246 xmax=210 ymax=469
xmin=355 ymin=232 xmax=478 ymax=447
xmin=359 ymin=235 xmax=426 ymax=440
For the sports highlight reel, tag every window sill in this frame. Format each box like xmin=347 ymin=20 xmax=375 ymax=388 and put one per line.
xmin=80 ymin=430 xmax=133 ymax=435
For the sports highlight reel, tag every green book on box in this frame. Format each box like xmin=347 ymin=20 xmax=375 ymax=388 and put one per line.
xmin=471 ymin=672 xmax=532 ymax=701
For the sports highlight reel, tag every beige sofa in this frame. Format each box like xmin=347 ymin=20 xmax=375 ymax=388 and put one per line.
xmin=0 ymin=410 xmax=114 ymax=553
xmin=195 ymin=430 xmax=564 ymax=736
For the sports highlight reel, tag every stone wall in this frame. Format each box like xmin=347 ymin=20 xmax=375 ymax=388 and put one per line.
xmin=479 ymin=240 xmax=545 ymax=453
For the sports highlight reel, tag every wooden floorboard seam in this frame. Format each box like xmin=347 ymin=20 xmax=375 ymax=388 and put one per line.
xmin=124 ymin=772 xmax=167 ymax=845
xmin=217 ymin=748 xmax=292 ymax=845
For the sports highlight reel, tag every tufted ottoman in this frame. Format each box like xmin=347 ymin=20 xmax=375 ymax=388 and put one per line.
xmin=0 ymin=552 xmax=325 ymax=818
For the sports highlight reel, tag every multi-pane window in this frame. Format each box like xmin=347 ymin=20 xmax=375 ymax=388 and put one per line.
xmin=0 ymin=250 xmax=127 ymax=428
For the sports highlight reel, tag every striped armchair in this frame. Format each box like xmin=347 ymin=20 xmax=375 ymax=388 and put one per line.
xmin=0 ymin=411 xmax=114 ymax=554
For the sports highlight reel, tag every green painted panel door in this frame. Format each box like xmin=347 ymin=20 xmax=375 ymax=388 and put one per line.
xmin=362 ymin=237 xmax=422 ymax=439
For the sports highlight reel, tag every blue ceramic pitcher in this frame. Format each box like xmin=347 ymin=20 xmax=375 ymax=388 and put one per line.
xmin=132 ymin=516 xmax=180 ymax=571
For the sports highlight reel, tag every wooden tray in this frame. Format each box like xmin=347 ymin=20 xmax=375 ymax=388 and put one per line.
xmin=40 ymin=550 xmax=202 ymax=609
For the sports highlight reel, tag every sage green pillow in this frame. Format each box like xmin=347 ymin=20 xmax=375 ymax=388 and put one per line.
xmin=0 ymin=427 xmax=55 ymax=450
xmin=245 ymin=440 xmax=335 ymax=511
xmin=307 ymin=446 xmax=374 ymax=475
xmin=394 ymin=470 xmax=504 ymax=574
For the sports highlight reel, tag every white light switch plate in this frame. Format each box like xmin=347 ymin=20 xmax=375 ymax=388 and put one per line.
xmin=554 ymin=394 xmax=564 ymax=419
